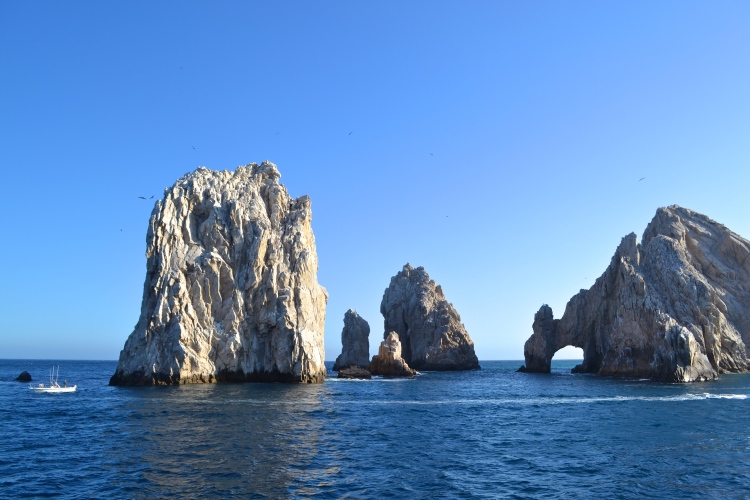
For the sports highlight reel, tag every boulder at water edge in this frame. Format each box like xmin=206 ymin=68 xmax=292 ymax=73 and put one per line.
xmin=369 ymin=332 xmax=417 ymax=377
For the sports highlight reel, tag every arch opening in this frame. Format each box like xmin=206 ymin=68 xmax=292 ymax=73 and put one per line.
xmin=552 ymin=346 xmax=584 ymax=361
xmin=551 ymin=346 xmax=584 ymax=373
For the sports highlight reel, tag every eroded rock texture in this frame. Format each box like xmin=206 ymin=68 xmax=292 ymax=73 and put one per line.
xmin=332 ymin=309 xmax=371 ymax=371
xmin=110 ymin=162 xmax=328 ymax=385
xmin=521 ymin=205 xmax=750 ymax=382
xmin=368 ymin=332 xmax=417 ymax=377
xmin=381 ymin=264 xmax=480 ymax=371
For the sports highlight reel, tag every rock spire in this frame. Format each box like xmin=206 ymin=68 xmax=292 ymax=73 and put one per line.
xmin=110 ymin=162 xmax=328 ymax=385
xmin=380 ymin=264 xmax=480 ymax=371
xmin=520 ymin=205 xmax=750 ymax=382
xmin=332 ymin=309 xmax=370 ymax=371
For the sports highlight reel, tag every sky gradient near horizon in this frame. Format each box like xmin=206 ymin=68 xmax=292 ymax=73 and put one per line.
xmin=1 ymin=1 xmax=749 ymax=361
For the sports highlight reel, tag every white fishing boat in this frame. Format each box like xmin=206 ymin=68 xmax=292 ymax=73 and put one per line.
xmin=29 ymin=366 xmax=76 ymax=393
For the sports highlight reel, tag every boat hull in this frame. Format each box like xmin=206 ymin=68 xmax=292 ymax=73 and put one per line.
xmin=29 ymin=386 xmax=77 ymax=393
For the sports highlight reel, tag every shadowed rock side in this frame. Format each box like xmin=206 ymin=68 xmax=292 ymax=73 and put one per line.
xmin=332 ymin=309 xmax=370 ymax=371
xmin=520 ymin=205 xmax=750 ymax=382
xmin=110 ymin=162 xmax=328 ymax=385
xmin=368 ymin=332 xmax=417 ymax=377
xmin=381 ymin=264 xmax=480 ymax=371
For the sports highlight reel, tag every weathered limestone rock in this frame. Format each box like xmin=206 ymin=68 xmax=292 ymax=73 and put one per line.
xmin=332 ymin=309 xmax=371 ymax=371
xmin=368 ymin=332 xmax=417 ymax=377
xmin=520 ymin=205 xmax=750 ymax=382
xmin=15 ymin=371 xmax=31 ymax=382
xmin=337 ymin=366 xmax=372 ymax=380
xmin=110 ymin=162 xmax=328 ymax=385
xmin=380 ymin=264 xmax=480 ymax=371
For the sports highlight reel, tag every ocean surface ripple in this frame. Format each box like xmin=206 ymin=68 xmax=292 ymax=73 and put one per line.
xmin=1 ymin=360 xmax=749 ymax=499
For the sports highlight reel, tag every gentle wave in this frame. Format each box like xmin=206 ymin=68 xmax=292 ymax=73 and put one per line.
xmin=135 ymin=392 xmax=747 ymax=406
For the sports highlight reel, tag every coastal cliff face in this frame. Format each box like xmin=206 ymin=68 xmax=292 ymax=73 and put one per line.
xmin=332 ymin=309 xmax=370 ymax=371
xmin=110 ymin=162 xmax=328 ymax=385
xmin=381 ymin=265 xmax=480 ymax=371
xmin=521 ymin=205 xmax=750 ymax=382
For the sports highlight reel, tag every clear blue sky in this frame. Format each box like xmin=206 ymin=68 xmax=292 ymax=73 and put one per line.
xmin=1 ymin=1 xmax=749 ymax=361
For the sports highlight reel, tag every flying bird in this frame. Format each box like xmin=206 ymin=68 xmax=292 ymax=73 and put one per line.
xmin=138 ymin=196 xmax=146 ymax=200
xmin=150 ymin=195 xmax=154 ymax=199
xmin=349 ymin=131 xmax=353 ymax=135
xmin=638 ymin=177 xmax=645 ymax=182
xmin=192 ymin=146 xmax=195 ymax=150
xmin=429 ymin=153 xmax=433 ymax=156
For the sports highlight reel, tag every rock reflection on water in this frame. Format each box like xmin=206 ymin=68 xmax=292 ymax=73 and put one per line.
xmin=116 ymin=382 xmax=340 ymax=498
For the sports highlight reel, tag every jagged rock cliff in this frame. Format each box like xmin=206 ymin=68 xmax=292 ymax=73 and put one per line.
xmin=381 ymin=264 xmax=480 ymax=371
xmin=520 ymin=205 xmax=750 ymax=382
xmin=110 ymin=162 xmax=328 ymax=385
xmin=332 ymin=309 xmax=370 ymax=371
xmin=368 ymin=332 xmax=417 ymax=377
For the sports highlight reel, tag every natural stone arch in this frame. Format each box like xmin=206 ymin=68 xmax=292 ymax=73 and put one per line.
xmin=518 ymin=305 xmax=602 ymax=374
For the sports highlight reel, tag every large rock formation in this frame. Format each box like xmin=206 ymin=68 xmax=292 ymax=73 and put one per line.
xmin=520 ymin=205 xmax=750 ymax=382
xmin=332 ymin=309 xmax=370 ymax=371
xmin=110 ymin=162 xmax=328 ymax=385
xmin=368 ymin=332 xmax=417 ymax=377
xmin=381 ymin=264 xmax=480 ymax=371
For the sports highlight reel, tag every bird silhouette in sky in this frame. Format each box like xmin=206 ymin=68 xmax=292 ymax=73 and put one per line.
xmin=150 ymin=195 xmax=154 ymax=199
xmin=638 ymin=177 xmax=645 ymax=181
xmin=138 ymin=196 xmax=146 ymax=200
xmin=349 ymin=131 xmax=353 ymax=135
xmin=429 ymin=153 xmax=433 ymax=156
xmin=192 ymin=146 xmax=195 ymax=150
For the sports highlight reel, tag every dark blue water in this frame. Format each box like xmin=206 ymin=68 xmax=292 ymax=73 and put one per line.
xmin=1 ymin=360 xmax=749 ymax=499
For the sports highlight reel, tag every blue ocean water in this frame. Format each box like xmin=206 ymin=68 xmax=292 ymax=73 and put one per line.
xmin=1 ymin=360 xmax=749 ymax=499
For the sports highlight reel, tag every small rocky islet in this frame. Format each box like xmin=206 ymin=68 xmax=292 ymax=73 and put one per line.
xmin=111 ymin=163 xmax=750 ymax=385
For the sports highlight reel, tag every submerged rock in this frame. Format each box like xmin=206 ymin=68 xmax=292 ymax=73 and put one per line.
xmin=15 ymin=371 xmax=31 ymax=382
xmin=369 ymin=332 xmax=417 ymax=377
xmin=110 ymin=162 xmax=328 ymax=385
xmin=337 ymin=366 xmax=372 ymax=379
xmin=380 ymin=264 xmax=480 ymax=371
xmin=332 ymin=309 xmax=370 ymax=371
xmin=520 ymin=205 xmax=750 ymax=382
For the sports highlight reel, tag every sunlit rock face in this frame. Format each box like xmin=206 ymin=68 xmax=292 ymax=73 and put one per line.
xmin=380 ymin=264 xmax=480 ymax=371
xmin=110 ymin=162 xmax=327 ymax=385
xmin=368 ymin=332 xmax=416 ymax=377
xmin=520 ymin=205 xmax=750 ymax=382
xmin=332 ymin=309 xmax=370 ymax=371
